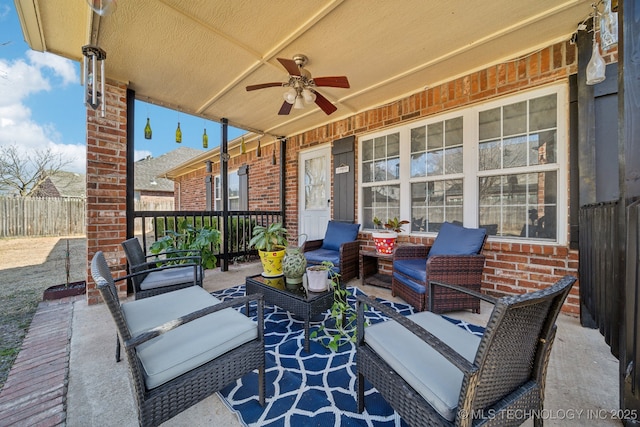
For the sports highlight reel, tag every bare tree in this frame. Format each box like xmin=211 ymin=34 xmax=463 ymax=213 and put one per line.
xmin=0 ymin=145 xmax=72 ymax=196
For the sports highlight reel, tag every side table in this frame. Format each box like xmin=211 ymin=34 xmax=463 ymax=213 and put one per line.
xmin=359 ymin=249 xmax=393 ymax=289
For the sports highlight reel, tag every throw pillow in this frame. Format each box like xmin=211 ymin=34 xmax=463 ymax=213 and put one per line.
xmin=428 ymin=222 xmax=486 ymax=258
xmin=321 ymin=221 xmax=360 ymax=251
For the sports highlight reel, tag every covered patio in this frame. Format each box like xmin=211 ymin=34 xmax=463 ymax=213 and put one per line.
xmin=12 ymin=0 xmax=640 ymax=423
xmin=0 ymin=262 xmax=620 ymax=426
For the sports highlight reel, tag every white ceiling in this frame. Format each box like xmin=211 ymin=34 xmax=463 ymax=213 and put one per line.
xmin=16 ymin=0 xmax=593 ymax=139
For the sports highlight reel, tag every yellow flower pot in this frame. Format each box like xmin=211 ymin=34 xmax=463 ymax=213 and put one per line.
xmin=259 ymin=249 xmax=286 ymax=277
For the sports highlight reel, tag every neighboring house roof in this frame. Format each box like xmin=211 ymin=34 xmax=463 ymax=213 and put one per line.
xmin=36 ymin=171 xmax=86 ymax=198
xmin=135 ymin=147 xmax=203 ymax=193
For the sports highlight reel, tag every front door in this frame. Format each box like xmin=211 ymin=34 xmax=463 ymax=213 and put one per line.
xmin=299 ymin=146 xmax=331 ymax=243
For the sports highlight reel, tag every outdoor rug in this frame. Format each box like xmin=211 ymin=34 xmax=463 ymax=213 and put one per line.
xmin=212 ymin=285 xmax=484 ymax=427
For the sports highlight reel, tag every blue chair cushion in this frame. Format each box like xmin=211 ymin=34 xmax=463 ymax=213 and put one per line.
xmin=304 ymin=248 xmax=341 ymax=267
xmin=393 ymin=259 xmax=427 ymax=282
xmin=321 ymin=221 xmax=360 ymax=251
xmin=393 ymin=272 xmax=427 ymax=294
xmin=428 ymin=222 xmax=486 ymax=259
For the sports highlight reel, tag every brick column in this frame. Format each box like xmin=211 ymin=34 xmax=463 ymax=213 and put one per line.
xmin=85 ymin=80 xmax=129 ymax=305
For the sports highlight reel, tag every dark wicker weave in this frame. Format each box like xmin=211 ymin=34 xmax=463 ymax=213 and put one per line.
xmin=391 ymin=243 xmax=485 ymax=313
xmin=92 ymin=251 xmax=265 ymax=427
xmin=302 ymin=238 xmax=360 ymax=283
xmin=122 ymin=238 xmax=204 ymax=299
xmin=356 ymin=275 xmax=576 ymax=427
xmin=245 ymin=274 xmax=335 ymax=352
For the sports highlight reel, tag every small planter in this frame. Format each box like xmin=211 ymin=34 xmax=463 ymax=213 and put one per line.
xmin=306 ymin=266 xmax=328 ymax=292
xmin=372 ymin=231 xmax=398 ymax=254
xmin=259 ymin=249 xmax=286 ymax=277
xmin=43 ymin=281 xmax=86 ymax=301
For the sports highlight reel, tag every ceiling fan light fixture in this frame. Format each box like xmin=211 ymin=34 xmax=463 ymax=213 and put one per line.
xmin=283 ymin=88 xmax=297 ymax=104
xmin=302 ymin=88 xmax=316 ymax=104
xmin=293 ymin=95 xmax=305 ymax=109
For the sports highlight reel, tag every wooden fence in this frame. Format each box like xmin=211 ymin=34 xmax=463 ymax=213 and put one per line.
xmin=0 ymin=197 xmax=177 ymax=238
xmin=0 ymin=196 xmax=85 ymax=238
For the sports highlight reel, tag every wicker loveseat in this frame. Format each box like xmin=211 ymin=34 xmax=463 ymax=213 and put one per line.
xmin=392 ymin=222 xmax=486 ymax=312
xmin=356 ymin=275 xmax=576 ymax=427
xmin=302 ymin=220 xmax=360 ymax=283
xmin=91 ymin=251 xmax=265 ymax=427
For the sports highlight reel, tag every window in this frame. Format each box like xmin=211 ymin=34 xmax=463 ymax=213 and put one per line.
xmin=410 ymin=117 xmax=464 ymax=232
xmin=359 ymin=85 xmax=566 ymax=243
xmin=478 ymin=94 xmax=558 ymax=238
xmin=361 ymin=133 xmax=400 ymax=228
xmin=214 ymin=171 xmax=240 ymax=210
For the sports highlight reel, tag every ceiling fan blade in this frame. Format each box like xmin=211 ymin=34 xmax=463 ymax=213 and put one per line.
xmin=246 ymin=82 xmax=283 ymax=91
xmin=277 ymin=58 xmax=301 ymax=76
xmin=314 ymin=91 xmax=338 ymax=115
xmin=278 ymin=101 xmax=293 ymax=115
xmin=313 ymin=76 xmax=350 ymax=88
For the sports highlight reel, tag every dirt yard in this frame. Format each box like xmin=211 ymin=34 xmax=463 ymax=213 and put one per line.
xmin=0 ymin=236 xmax=86 ymax=389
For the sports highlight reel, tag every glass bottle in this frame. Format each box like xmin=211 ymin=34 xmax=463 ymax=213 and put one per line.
xmin=144 ymin=118 xmax=152 ymax=140
xmin=175 ymin=122 xmax=182 ymax=143
xmin=202 ymin=128 xmax=208 ymax=148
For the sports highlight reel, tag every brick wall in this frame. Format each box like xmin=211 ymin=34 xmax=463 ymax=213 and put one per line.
xmin=85 ymin=80 xmax=129 ymax=305
xmin=304 ymin=41 xmax=579 ymax=313
xmin=178 ymin=40 xmax=589 ymax=313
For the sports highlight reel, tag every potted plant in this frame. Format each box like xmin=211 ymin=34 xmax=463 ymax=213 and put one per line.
xmin=371 ymin=216 xmax=409 ymax=254
xmin=249 ymin=222 xmax=289 ymax=277
xmin=309 ymin=261 xmax=361 ymax=351
xmin=150 ymin=220 xmax=221 ymax=269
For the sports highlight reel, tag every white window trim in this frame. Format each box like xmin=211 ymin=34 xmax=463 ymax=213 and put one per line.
xmin=214 ymin=169 xmax=240 ymax=210
xmin=358 ymin=83 xmax=568 ymax=245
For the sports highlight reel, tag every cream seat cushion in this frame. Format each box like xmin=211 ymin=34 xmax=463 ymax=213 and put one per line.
xmin=364 ymin=311 xmax=481 ymax=422
xmin=121 ymin=286 xmax=257 ymax=389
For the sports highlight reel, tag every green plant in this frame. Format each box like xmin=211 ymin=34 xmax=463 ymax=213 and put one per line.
xmin=248 ymin=222 xmax=289 ymax=252
xmin=150 ymin=220 xmax=221 ymax=269
xmin=309 ymin=261 xmax=365 ymax=351
xmin=373 ymin=216 xmax=409 ymax=233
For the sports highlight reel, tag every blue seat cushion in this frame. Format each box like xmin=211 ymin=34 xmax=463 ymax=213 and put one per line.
xmin=393 ymin=272 xmax=426 ymax=294
xmin=393 ymin=259 xmax=427 ymax=282
xmin=305 ymin=248 xmax=341 ymax=269
xmin=321 ymin=221 xmax=360 ymax=251
xmin=428 ymin=222 xmax=486 ymax=259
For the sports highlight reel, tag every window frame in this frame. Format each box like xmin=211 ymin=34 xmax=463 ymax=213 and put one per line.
xmin=358 ymin=83 xmax=568 ymax=245
xmin=214 ymin=169 xmax=241 ymax=211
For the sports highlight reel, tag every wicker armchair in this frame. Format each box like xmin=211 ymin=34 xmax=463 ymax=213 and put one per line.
xmin=91 ymin=251 xmax=265 ymax=427
xmin=392 ymin=222 xmax=486 ymax=312
xmin=302 ymin=220 xmax=360 ymax=283
xmin=356 ymin=275 xmax=576 ymax=427
xmin=122 ymin=237 xmax=204 ymax=300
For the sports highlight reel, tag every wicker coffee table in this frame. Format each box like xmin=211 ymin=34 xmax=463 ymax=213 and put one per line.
xmin=245 ymin=274 xmax=334 ymax=352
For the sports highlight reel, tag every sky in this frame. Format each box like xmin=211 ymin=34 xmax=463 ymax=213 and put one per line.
xmin=0 ymin=1 xmax=244 ymax=174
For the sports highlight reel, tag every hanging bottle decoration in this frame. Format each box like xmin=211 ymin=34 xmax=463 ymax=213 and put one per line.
xmin=256 ymin=139 xmax=261 ymax=157
xmin=175 ymin=122 xmax=182 ymax=143
xmin=144 ymin=118 xmax=152 ymax=140
xmin=240 ymin=136 xmax=246 ymax=154
xmin=202 ymin=128 xmax=208 ymax=148
xmin=271 ymin=146 xmax=276 ymax=165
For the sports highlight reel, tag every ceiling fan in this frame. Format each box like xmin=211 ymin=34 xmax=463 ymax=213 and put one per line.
xmin=246 ymin=54 xmax=350 ymax=116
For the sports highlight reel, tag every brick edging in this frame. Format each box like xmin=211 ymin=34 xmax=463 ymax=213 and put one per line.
xmin=0 ymin=297 xmax=78 ymax=426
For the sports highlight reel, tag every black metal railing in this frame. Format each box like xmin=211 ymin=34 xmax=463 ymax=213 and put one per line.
xmin=133 ymin=210 xmax=283 ymax=265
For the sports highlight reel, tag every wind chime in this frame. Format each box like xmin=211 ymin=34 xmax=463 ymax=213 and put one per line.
xmin=82 ymin=45 xmax=107 ymax=117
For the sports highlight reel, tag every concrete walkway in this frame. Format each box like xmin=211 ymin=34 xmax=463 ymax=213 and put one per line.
xmin=0 ymin=262 xmax=622 ymax=426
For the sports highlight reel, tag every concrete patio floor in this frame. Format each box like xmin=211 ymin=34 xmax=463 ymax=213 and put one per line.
xmin=3 ymin=261 xmax=622 ymax=426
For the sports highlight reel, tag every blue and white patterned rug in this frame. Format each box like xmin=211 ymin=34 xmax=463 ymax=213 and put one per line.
xmin=212 ymin=285 xmax=484 ymax=427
